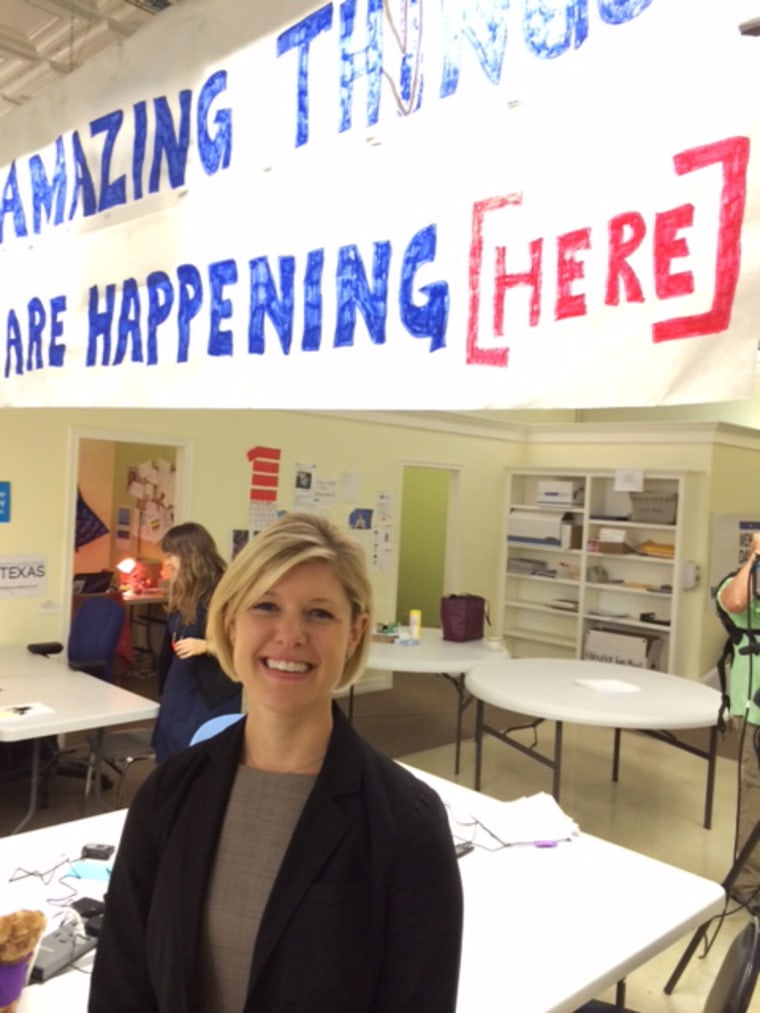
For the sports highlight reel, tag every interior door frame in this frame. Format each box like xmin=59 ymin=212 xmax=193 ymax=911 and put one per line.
xmin=62 ymin=424 xmax=194 ymax=638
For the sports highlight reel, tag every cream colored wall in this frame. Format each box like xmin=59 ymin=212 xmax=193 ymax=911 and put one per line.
xmin=74 ymin=439 xmax=115 ymax=573
xmin=0 ymin=408 xmax=519 ymax=647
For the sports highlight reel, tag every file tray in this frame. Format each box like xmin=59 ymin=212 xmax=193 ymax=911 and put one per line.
xmin=508 ymin=509 xmax=564 ymax=545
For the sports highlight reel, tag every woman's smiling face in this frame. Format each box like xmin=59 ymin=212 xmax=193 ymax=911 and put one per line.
xmin=229 ymin=560 xmax=367 ymax=717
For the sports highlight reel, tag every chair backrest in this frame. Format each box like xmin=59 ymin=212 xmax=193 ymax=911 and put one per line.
xmin=67 ymin=595 xmax=126 ymax=683
xmin=704 ymin=918 xmax=760 ymax=1013
xmin=190 ymin=713 xmax=244 ymax=746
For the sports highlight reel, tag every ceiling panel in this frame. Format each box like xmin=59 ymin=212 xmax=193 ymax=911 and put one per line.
xmin=0 ymin=0 xmax=169 ymax=122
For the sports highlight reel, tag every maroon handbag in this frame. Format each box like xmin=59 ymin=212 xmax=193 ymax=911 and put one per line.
xmin=440 ymin=594 xmax=490 ymax=642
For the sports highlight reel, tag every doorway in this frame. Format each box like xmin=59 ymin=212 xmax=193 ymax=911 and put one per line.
xmin=396 ymin=464 xmax=460 ymax=628
xmin=63 ymin=426 xmax=193 ymax=639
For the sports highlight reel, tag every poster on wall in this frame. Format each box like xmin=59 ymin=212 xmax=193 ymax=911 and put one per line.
xmin=0 ymin=555 xmax=46 ymax=598
xmin=127 ymin=458 xmax=175 ymax=546
xmin=0 ymin=1 xmax=758 ymax=411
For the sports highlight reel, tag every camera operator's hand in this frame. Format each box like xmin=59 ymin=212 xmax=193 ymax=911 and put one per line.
xmin=721 ymin=536 xmax=760 ymax=613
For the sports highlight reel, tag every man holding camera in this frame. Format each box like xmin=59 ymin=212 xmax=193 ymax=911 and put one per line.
xmin=717 ymin=529 xmax=760 ymax=909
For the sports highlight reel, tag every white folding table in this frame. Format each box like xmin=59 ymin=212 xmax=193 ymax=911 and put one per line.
xmin=358 ymin=627 xmax=506 ymax=772
xmin=0 ymin=646 xmax=159 ymax=833
xmin=465 ymin=658 xmax=723 ymax=827
xmin=5 ymin=769 xmax=724 ymax=1012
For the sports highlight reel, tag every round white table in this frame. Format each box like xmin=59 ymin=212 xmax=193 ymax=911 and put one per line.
xmin=351 ymin=628 xmax=506 ymax=773
xmin=465 ymin=658 xmax=724 ymax=828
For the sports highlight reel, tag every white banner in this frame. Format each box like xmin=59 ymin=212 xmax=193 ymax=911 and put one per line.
xmin=0 ymin=0 xmax=757 ymax=410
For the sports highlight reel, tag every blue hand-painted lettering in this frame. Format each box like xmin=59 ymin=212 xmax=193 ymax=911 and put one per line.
xmin=248 ymin=257 xmax=296 ymax=355
xmin=115 ymin=278 xmax=141 ymax=365
xmin=0 ymin=163 xmax=27 ymax=242
xmin=440 ymin=0 xmax=511 ymax=97
xmin=149 ymin=92 xmax=192 ymax=193
xmin=597 ymin=0 xmax=653 ymax=25
xmin=399 ymin=225 xmax=449 ymax=351
xmin=87 ymin=284 xmax=117 ymax=366
xmin=4 ymin=219 xmax=450 ymax=373
xmin=68 ymin=131 xmax=97 ymax=220
xmin=335 ymin=241 xmax=391 ymax=347
xmin=339 ymin=0 xmax=383 ymax=133
xmin=29 ymin=139 xmax=66 ymax=232
xmin=208 ymin=260 xmax=238 ymax=356
xmin=0 ymin=70 xmax=231 ymax=247
xmin=177 ymin=264 xmax=204 ymax=362
xmin=277 ymin=6 xmax=334 ymax=147
xmin=4 ymin=297 xmax=67 ymax=376
xmin=303 ymin=249 xmax=325 ymax=351
xmin=523 ymin=0 xmax=588 ymax=59
xmin=197 ymin=71 xmax=233 ymax=173
xmin=91 ymin=110 xmax=127 ymax=212
xmin=147 ymin=272 xmax=175 ymax=365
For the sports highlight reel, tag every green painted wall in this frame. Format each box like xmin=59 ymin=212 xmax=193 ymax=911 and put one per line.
xmin=396 ymin=467 xmax=449 ymax=628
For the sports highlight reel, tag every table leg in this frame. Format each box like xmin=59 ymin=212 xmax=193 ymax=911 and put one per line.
xmin=474 ymin=700 xmax=484 ymax=791
xmin=455 ymin=674 xmax=465 ymax=775
xmin=11 ymin=738 xmax=40 ymax=835
xmin=92 ymin=728 xmax=105 ymax=808
xmin=552 ymin=721 xmax=563 ymax=801
xmin=612 ymin=727 xmax=621 ymax=782
xmin=704 ymin=725 xmax=717 ymax=830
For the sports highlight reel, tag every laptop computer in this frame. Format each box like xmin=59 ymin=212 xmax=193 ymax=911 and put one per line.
xmin=72 ymin=571 xmax=114 ymax=595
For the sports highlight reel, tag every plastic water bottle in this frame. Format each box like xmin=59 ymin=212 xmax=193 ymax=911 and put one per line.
xmin=409 ymin=609 xmax=422 ymax=642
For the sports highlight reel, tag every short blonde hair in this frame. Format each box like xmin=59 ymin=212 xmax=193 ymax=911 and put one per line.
xmin=208 ymin=513 xmax=373 ymax=690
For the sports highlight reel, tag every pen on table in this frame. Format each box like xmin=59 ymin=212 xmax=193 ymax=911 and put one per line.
xmin=508 ymin=839 xmax=561 ymax=849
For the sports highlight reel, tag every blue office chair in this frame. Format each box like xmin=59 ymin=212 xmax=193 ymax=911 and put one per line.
xmin=66 ymin=595 xmax=126 ymax=683
xmin=190 ymin=713 xmax=245 ymax=745
xmin=26 ymin=595 xmax=131 ymax=803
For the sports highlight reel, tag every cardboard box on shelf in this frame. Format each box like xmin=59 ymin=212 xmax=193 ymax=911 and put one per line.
xmin=583 ymin=628 xmax=664 ymax=669
xmin=561 ymin=523 xmax=583 ymax=549
xmin=598 ymin=542 xmax=634 ymax=554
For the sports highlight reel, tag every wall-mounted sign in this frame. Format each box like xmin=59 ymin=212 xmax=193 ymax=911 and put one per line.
xmin=0 ymin=482 xmax=9 ymax=523
xmin=0 ymin=555 xmax=46 ymax=598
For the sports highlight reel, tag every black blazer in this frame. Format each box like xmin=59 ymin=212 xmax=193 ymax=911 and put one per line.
xmin=88 ymin=705 xmax=463 ymax=1012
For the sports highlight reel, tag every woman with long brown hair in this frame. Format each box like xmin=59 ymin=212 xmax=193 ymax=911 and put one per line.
xmin=152 ymin=522 xmax=242 ymax=763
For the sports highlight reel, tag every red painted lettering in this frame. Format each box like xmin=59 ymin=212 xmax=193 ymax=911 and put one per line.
xmin=493 ymin=239 xmax=543 ymax=334
xmin=467 ymin=194 xmax=522 ymax=367
xmin=654 ymin=203 xmax=694 ymax=300
xmin=653 ymin=136 xmax=749 ymax=342
xmin=606 ymin=212 xmax=645 ymax=305
xmin=555 ymin=228 xmax=590 ymax=320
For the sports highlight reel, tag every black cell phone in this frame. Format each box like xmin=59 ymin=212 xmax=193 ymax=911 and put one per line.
xmin=71 ymin=897 xmax=105 ymax=919
xmin=81 ymin=843 xmax=114 ymax=860
xmin=85 ymin=913 xmax=105 ymax=937
xmin=455 ymin=841 xmax=474 ymax=859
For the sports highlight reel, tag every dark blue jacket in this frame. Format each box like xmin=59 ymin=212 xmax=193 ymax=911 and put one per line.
xmin=89 ymin=705 xmax=463 ymax=1012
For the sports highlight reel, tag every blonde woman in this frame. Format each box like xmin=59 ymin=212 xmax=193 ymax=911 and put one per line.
xmin=91 ymin=513 xmax=463 ymax=1012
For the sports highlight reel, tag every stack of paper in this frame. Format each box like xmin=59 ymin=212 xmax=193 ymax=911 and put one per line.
xmin=449 ymin=791 xmax=579 ymax=848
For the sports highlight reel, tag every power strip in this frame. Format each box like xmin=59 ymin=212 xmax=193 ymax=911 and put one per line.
xmin=30 ymin=924 xmax=97 ymax=982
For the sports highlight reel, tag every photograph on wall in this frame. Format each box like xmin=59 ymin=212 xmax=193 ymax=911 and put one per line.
xmin=231 ymin=529 xmax=250 ymax=560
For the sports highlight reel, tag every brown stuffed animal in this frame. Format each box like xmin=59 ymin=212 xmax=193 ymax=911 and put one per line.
xmin=0 ymin=910 xmax=46 ymax=1013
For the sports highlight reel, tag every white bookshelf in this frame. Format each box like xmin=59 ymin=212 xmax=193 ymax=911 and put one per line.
xmin=498 ymin=469 xmax=697 ymax=673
